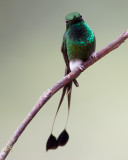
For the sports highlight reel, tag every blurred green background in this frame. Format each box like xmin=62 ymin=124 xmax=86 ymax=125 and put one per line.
xmin=0 ymin=0 xmax=128 ymax=160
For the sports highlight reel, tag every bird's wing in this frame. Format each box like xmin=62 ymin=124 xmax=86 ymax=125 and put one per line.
xmin=61 ymin=34 xmax=79 ymax=87
xmin=61 ymin=34 xmax=70 ymax=72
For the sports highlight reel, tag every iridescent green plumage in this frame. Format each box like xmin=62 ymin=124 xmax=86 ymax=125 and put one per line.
xmin=65 ymin=12 xmax=80 ymax=20
xmin=63 ymin=12 xmax=96 ymax=61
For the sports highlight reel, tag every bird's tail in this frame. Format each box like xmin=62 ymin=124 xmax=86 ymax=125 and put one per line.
xmin=46 ymin=67 xmax=78 ymax=151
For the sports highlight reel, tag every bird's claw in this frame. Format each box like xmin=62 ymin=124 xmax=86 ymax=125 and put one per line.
xmin=89 ymin=52 xmax=97 ymax=60
xmin=78 ymin=65 xmax=84 ymax=72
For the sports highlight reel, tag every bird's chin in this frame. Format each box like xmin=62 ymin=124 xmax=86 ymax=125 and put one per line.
xmin=69 ymin=58 xmax=83 ymax=71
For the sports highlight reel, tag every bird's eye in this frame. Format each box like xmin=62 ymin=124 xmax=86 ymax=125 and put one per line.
xmin=80 ymin=15 xmax=82 ymax=18
xmin=66 ymin=20 xmax=69 ymax=24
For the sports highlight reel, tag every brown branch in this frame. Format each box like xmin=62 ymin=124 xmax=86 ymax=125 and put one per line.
xmin=0 ymin=30 xmax=128 ymax=160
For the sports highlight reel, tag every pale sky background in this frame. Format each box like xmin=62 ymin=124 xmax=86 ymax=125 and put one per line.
xmin=0 ymin=0 xmax=128 ymax=160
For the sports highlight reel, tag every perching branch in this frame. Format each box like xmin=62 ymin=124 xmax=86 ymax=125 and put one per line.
xmin=0 ymin=30 xmax=128 ymax=160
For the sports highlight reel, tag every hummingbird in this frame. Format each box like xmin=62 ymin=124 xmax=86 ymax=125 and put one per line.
xmin=46 ymin=12 xmax=96 ymax=151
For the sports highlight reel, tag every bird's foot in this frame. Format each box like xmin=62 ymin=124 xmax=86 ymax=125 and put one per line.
xmin=78 ymin=65 xmax=85 ymax=72
xmin=89 ymin=52 xmax=97 ymax=60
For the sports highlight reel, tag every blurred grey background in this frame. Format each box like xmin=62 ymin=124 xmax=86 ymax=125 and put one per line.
xmin=0 ymin=0 xmax=128 ymax=160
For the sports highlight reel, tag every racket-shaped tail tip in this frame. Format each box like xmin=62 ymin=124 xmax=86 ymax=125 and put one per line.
xmin=46 ymin=134 xmax=58 ymax=151
xmin=57 ymin=130 xmax=69 ymax=146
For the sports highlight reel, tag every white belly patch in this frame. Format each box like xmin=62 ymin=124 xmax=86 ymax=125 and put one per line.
xmin=69 ymin=58 xmax=83 ymax=71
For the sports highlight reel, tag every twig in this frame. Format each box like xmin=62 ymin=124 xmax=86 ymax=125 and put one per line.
xmin=0 ymin=30 xmax=128 ymax=160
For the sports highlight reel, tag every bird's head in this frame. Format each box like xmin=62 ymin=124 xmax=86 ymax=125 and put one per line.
xmin=65 ymin=12 xmax=84 ymax=29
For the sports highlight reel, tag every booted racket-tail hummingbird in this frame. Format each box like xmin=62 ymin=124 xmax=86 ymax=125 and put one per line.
xmin=46 ymin=12 xmax=96 ymax=151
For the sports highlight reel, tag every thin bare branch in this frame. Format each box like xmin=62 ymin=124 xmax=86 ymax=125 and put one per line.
xmin=0 ymin=30 xmax=128 ymax=160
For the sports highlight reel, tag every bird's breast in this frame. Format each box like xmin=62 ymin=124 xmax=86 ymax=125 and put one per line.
xmin=66 ymin=22 xmax=95 ymax=61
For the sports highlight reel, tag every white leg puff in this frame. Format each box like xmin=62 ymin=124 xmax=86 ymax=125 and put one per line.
xmin=69 ymin=58 xmax=83 ymax=71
